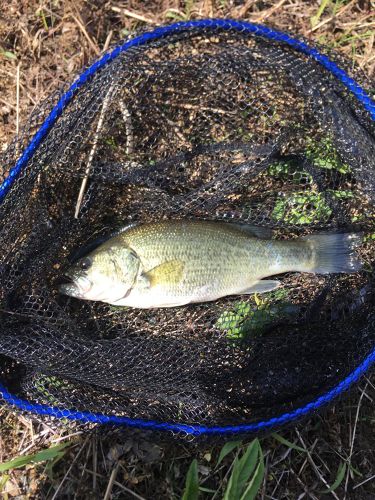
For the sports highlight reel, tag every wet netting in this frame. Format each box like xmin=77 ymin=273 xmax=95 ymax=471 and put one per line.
xmin=0 ymin=19 xmax=374 ymax=438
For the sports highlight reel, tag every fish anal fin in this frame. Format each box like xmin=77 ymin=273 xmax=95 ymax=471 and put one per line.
xmin=238 ymin=280 xmax=281 ymax=294
xmin=144 ymin=260 xmax=184 ymax=287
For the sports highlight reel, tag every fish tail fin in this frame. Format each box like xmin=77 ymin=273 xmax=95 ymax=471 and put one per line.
xmin=303 ymin=233 xmax=363 ymax=274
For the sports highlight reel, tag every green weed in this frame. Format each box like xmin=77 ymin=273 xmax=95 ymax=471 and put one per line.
xmin=0 ymin=50 xmax=17 ymax=60
xmin=310 ymin=0 xmax=349 ymax=28
xmin=216 ymin=290 xmax=296 ymax=341
xmin=272 ymin=192 xmax=331 ymax=224
xmin=182 ymin=439 xmax=264 ymax=500
xmin=165 ymin=0 xmax=195 ymax=21
xmin=305 ymin=136 xmax=350 ymax=173
xmin=268 ymin=159 xmax=312 ymax=184
xmin=272 ymin=189 xmax=352 ymax=225
xmin=0 ymin=442 xmax=70 ymax=473
xmin=182 ymin=459 xmax=199 ymax=500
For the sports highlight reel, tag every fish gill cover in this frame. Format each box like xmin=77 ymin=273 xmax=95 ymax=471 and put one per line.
xmin=0 ymin=19 xmax=374 ymax=438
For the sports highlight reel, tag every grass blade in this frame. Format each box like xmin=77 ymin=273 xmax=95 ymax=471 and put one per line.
xmin=223 ymin=440 xmax=262 ymax=500
xmin=320 ymin=462 xmax=347 ymax=494
xmin=240 ymin=455 xmax=265 ymax=500
xmin=311 ymin=0 xmax=331 ymax=27
xmin=237 ymin=440 xmax=260 ymax=492
xmin=216 ymin=441 xmax=242 ymax=467
xmin=1 ymin=50 xmax=17 ymax=60
xmin=271 ymin=433 xmax=306 ymax=453
xmin=223 ymin=456 xmax=241 ymax=500
xmin=0 ymin=442 xmax=70 ymax=473
xmin=182 ymin=459 xmax=199 ymax=500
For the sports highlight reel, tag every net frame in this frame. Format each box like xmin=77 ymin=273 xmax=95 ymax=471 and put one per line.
xmin=0 ymin=18 xmax=374 ymax=438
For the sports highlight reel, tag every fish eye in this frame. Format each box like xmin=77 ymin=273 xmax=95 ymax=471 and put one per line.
xmin=80 ymin=257 xmax=92 ymax=271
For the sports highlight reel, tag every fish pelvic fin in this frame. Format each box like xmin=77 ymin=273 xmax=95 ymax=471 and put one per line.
xmin=144 ymin=260 xmax=185 ymax=287
xmin=303 ymin=232 xmax=363 ymax=274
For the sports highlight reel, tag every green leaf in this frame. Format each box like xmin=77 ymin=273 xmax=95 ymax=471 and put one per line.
xmin=217 ymin=441 xmax=242 ymax=467
xmin=271 ymin=433 xmax=307 ymax=453
xmin=305 ymin=136 xmax=350 ymax=173
xmin=0 ymin=442 xmax=70 ymax=473
xmin=1 ymin=51 xmax=17 ymax=60
xmin=272 ymin=192 xmax=332 ymax=225
xmin=320 ymin=462 xmax=347 ymax=494
xmin=0 ymin=474 xmax=9 ymax=491
xmin=38 ymin=9 xmax=49 ymax=30
xmin=237 ymin=440 xmax=260 ymax=492
xmin=223 ymin=456 xmax=241 ymax=500
xmin=165 ymin=10 xmax=186 ymax=21
xmin=199 ymin=487 xmax=216 ymax=493
xmin=240 ymin=453 xmax=265 ymax=500
xmin=223 ymin=440 xmax=262 ymax=500
xmin=311 ymin=0 xmax=331 ymax=27
xmin=182 ymin=459 xmax=199 ymax=500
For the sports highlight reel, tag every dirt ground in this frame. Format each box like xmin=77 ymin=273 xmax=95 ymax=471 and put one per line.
xmin=1 ymin=0 xmax=375 ymax=498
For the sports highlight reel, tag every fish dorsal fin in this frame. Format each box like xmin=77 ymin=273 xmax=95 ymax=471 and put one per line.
xmin=98 ymin=222 xmax=138 ymax=243
xmin=143 ymin=260 xmax=184 ymax=287
xmin=69 ymin=223 xmax=138 ymax=263
xmin=227 ymin=223 xmax=273 ymax=239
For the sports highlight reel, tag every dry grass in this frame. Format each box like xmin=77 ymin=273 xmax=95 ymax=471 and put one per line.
xmin=0 ymin=0 xmax=375 ymax=498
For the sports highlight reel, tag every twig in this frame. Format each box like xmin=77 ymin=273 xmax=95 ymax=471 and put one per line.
xmin=51 ymin=438 xmax=88 ymax=500
xmin=0 ymin=96 xmax=17 ymax=111
xmin=211 ymin=449 xmax=241 ymax=500
xmin=261 ymin=452 xmax=269 ymax=500
xmin=103 ymin=463 xmax=119 ymax=500
xmin=270 ymin=470 xmax=288 ymax=498
xmin=344 ymin=381 xmax=369 ymax=498
xmin=290 ymin=467 xmax=318 ymax=500
xmin=92 ymin=435 xmax=98 ymax=492
xmin=295 ymin=429 xmax=340 ymax=500
xmin=153 ymin=100 xmax=237 ymax=116
xmin=251 ymin=0 xmax=288 ymax=23
xmin=16 ymin=62 xmax=21 ymax=135
xmin=308 ymin=0 xmax=357 ymax=33
xmin=158 ymin=109 xmax=190 ymax=147
xmin=360 ymin=33 xmax=374 ymax=70
xmin=353 ymin=472 xmax=375 ymax=490
xmin=79 ymin=439 xmax=92 ymax=484
xmin=102 ymin=30 xmax=113 ymax=53
xmin=111 ymin=6 xmax=156 ymax=25
xmin=202 ymin=0 xmax=214 ymax=18
xmin=237 ymin=0 xmax=258 ymax=18
xmin=84 ymin=469 xmax=146 ymax=500
xmin=51 ymin=431 xmax=83 ymax=444
xmin=70 ymin=11 xmax=100 ymax=56
xmin=112 ymin=482 xmax=146 ymax=500
xmin=118 ymin=100 xmax=134 ymax=155
xmin=74 ymin=84 xmax=116 ymax=218
xmin=297 ymin=438 xmax=318 ymax=476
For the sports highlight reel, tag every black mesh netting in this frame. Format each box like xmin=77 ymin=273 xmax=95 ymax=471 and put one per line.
xmin=0 ymin=21 xmax=374 ymax=436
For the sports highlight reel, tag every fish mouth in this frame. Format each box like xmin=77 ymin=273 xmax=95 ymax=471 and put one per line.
xmin=59 ymin=273 xmax=92 ymax=298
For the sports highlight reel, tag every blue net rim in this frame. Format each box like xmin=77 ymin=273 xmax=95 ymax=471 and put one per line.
xmin=0 ymin=19 xmax=374 ymax=436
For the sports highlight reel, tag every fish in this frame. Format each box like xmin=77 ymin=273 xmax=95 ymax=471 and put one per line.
xmin=59 ymin=220 xmax=362 ymax=308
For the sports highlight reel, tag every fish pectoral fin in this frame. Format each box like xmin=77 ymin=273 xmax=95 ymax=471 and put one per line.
xmin=239 ymin=280 xmax=281 ymax=294
xmin=144 ymin=260 xmax=184 ymax=287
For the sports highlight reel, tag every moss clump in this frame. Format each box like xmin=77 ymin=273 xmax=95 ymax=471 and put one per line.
xmin=216 ymin=290 xmax=298 ymax=341
xmin=272 ymin=190 xmax=353 ymax=225
xmin=305 ymin=136 xmax=350 ymax=174
xmin=268 ymin=159 xmax=312 ymax=185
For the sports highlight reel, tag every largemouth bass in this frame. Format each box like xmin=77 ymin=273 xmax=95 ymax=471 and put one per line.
xmin=59 ymin=220 xmax=362 ymax=308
